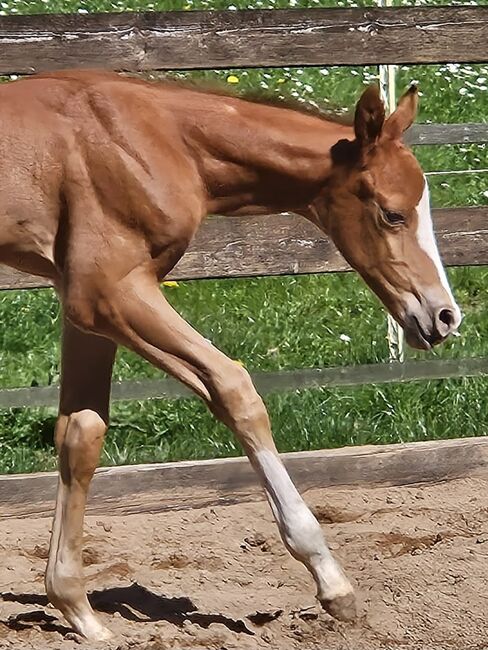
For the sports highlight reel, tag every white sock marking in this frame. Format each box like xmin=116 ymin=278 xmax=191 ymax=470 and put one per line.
xmin=255 ymin=449 xmax=351 ymax=599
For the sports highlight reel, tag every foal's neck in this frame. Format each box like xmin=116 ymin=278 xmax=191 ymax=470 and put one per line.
xmin=180 ymin=93 xmax=354 ymax=216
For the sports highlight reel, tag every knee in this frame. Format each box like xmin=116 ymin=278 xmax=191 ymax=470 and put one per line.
xmin=210 ymin=363 xmax=267 ymax=425
xmin=213 ymin=363 xmax=255 ymax=403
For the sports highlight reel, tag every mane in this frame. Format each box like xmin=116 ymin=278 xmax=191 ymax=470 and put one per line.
xmin=137 ymin=72 xmax=354 ymax=126
xmin=239 ymin=89 xmax=354 ymax=126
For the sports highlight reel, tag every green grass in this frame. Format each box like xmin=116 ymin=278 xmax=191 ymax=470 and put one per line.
xmin=0 ymin=0 xmax=487 ymax=473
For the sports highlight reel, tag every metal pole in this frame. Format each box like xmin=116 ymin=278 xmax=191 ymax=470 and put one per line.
xmin=378 ymin=0 xmax=404 ymax=362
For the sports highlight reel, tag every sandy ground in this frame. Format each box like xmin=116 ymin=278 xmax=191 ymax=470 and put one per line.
xmin=1 ymin=477 xmax=488 ymax=650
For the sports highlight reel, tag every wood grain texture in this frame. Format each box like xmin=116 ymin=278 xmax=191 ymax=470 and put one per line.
xmin=405 ymin=123 xmax=488 ymax=146
xmin=1 ymin=437 xmax=488 ymax=518
xmin=0 ymin=206 xmax=486 ymax=291
xmin=0 ymin=7 xmax=486 ymax=74
xmin=0 ymin=357 xmax=486 ymax=409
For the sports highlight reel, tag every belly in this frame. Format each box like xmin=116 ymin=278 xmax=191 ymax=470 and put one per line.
xmin=0 ymin=214 xmax=60 ymax=284
xmin=0 ymin=249 xmax=58 ymax=283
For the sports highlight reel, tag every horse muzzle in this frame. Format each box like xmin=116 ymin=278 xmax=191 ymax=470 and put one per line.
xmin=403 ymin=301 xmax=462 ymax=350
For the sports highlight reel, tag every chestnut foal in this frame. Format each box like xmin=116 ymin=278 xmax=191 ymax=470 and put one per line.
xmin=0 ymin=71 xmax=460 ymax=639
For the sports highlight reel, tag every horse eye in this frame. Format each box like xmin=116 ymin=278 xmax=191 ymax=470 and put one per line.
xmin=382 ymin=210 xmax=405 ymax=226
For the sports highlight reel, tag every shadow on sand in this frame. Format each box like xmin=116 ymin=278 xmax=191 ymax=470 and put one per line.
xmin=0 ymin=582 xmax=254 ymax=636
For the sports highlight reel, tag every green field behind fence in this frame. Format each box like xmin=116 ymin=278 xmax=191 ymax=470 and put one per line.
xmin=0 ymin=0 xmax=487 ymax=474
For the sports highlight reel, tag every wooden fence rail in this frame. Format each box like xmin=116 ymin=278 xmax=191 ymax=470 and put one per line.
xmin=0 ymin=357 xmax=486 ymax=410
xmin=0 ymin=7 xmax=487 ymax=74
xmin=2 ymin=436 xmax=488 ymax=518
xmin=404 ymin=123 xmax=488 ymax=147
xmin=1 ymin=206 xmax=487 ymax=291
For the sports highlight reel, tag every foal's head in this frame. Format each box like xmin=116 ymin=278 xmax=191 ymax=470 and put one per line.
xmin=311 ymin=85 xmax=461 ymax=350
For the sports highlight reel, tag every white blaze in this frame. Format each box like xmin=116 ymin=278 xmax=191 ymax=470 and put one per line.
xmin=415 ymin=177 xmax=461 ymax=319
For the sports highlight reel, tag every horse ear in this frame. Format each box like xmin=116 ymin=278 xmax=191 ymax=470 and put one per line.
xmin=384 ymin=85 xmax=418 ymax=140
xmin=354 ymin=85 xmax=385 ymax=149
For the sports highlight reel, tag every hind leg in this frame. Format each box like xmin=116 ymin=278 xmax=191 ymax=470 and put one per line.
xmin=45 ymin=319 xmax=116 ymax=640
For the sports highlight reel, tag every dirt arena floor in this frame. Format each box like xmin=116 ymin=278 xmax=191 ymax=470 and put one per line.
xmin=1 ymin=476 xmax=488 ymax=649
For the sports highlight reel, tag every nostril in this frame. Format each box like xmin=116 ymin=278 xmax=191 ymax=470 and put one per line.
xmin=438 ymin=308 xmax=455 ymax=328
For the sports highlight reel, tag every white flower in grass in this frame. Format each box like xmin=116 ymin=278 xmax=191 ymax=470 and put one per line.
xmin=339 ymin=334 xmax=351 ymax=343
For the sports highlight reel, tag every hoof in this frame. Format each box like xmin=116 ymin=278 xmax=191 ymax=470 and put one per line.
xmin=320 ymin=592 xmax=357 ymax=622
xmin=95 ymin=626 xmax=113 ymax=642
xmin=70 ymin=617 xmax=113 ymax=642
xmin=82 ymin=624 xmax=113 ymax=642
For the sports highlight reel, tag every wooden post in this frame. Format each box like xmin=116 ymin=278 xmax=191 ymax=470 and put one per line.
xmin=378 ymin=0 xmax=405 ymax=362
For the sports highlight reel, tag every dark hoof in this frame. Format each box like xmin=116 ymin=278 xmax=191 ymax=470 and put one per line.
xmin=320 ymin=592 xmax=357 ymax=622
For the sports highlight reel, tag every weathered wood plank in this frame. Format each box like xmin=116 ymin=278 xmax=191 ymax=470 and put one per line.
xmin=1 ymin=437 xmax=488 ymax=519
xmin=405 ymin=123 xmax=488 ymax=146
xmin=0 ymin=7 xmax=486 ymax=75
xmin=0 ymin=267 xmax=49 ymax=291
xmin=0 ymin=357 xmax=486 ymax=410
xmin=175 ymin=206 xmax=488 ymax=279
xmin=0 ymin=206 xmax=486 ymax=291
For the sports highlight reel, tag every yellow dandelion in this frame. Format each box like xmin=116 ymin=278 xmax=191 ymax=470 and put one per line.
xmin=226 ymin=75 xmax=240 ymax=84
xmin=163 ymin=281 xmax=179 ymax=288
xmin=277 ymin=78 xmax=286 ymax=84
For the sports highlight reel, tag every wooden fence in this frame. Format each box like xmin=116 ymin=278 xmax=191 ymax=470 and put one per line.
xmin=0 ymin=7 xmax=486 ymax=72
xmin=3 ymin=436 xmax=488 ymax=518
xmin=0 ymin=9 xmax=487 ymax=422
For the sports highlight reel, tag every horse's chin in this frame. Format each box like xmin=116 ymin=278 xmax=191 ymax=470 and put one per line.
xmin=404 ymin=324 xmax=433 ymax=351
xmin=403 ymin=315 xmax=450 ymax=350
